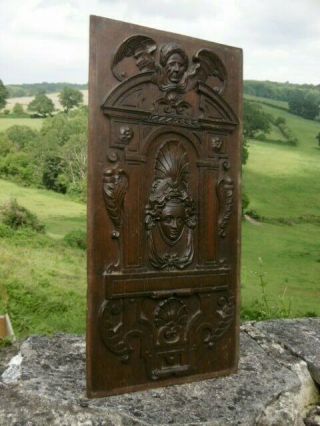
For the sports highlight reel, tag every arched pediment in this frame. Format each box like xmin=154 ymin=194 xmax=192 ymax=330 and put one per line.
xmin=102 ymin=73 xmax=238 ymax=131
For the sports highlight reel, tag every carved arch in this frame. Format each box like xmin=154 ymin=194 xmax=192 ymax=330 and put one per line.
xmin=102 ymin=72 xmax=154 ymax=113
xmin=141 ymin=126 xmax=203 ymax=158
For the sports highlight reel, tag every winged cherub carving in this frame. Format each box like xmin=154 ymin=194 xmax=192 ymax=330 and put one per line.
xmin=111 ymin=36 xmax=227 ymax=95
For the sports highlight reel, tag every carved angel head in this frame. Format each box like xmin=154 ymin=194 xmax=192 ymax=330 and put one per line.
xmin=159 ymin=43 xmax=189 ymax=85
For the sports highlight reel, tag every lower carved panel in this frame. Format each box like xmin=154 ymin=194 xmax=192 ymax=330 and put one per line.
xmin=99 ymin=289 xmax=234 ymax=380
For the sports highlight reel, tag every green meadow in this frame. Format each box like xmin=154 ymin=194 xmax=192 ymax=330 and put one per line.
xmin=242 ymin=97 xmax=320 ymax=317
xmin=0 ymin=181 xmax=86 ymax=337
xmin=0 ymin=179 xmax=86 ymax=238
xmin=0 ymin=117 xmax=43 ymax=131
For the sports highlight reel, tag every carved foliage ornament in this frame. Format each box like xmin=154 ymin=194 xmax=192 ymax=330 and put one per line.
xmin=99 ymin=293 xmax=234 ymax=380
xmin=103 ymin=167 xmax=128 ymax=272
xmin=217 ymin=175 xmax=233 ymax=238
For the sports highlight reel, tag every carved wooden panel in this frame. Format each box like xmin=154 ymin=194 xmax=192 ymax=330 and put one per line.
xmin=87 ymin=16 xmax=242 ymax=397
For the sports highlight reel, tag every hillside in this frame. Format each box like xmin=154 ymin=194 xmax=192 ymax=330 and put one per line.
xmin=242 ymin=96 xmax=320 ymax=317
xmin=0 ymin=180 xmax=86 ymax=337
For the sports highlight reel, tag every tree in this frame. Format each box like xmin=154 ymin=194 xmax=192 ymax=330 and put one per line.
xmin=288 ymin=90 xmax=320 ymax=120
xmin=28 ymin=92 xmax=54 ymax=117
xmin=13 ymin=103 xmax=24 ymax=115
xmin=243 ymin=100 xmax=272 ymax=139
xmin=0 ymin=80 xmax=9 ymax=110
xmin=58 ymin=87 xmax=83 ymax=112
xmin=42 ymin=155 xmax=67 ymax=193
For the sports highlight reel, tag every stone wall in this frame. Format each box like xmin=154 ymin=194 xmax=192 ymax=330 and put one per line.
xmin=1 ymin=319 xmax=319 ymax=425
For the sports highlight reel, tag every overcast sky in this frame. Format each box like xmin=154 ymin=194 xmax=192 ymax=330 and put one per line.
xmin=1 ymin=0 xmax=320 ymax=85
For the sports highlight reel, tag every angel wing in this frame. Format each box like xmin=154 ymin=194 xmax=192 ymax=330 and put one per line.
xmin=111 ymin=35 xmax=157 ymax=81
xmin=188 ymin=49 xmax=227 ymax=94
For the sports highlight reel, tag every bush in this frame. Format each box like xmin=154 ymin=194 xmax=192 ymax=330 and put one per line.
xmin=0 ymin=223 xmax=14 ymax=238
xmin=64 ymin=229 xmax=86 ymax=249
xmin=13 ymin=103 xmax=24 ymax=115
xmin=246 ymin=209 xmax=261 ymax=220
xmin=0 ymin=199 xmax=45 ymax=232
xmin=255 ymin=133 xmax=267 ymax=141
xmin=242 ymin=191 xmax=250 ymax=214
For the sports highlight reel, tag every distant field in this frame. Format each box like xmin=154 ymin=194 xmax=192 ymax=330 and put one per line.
xmin=6 ymin=90 xmax=88 ymax=112
xmin=0 ymin=117 xmax=43 ymax=131
xmin=0 ymin=89 xmax=88 ymax=131
xmin=244 ymin=94 xmax=289 ymax=110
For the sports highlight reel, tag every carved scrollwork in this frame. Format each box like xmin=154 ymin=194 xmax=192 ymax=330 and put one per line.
xmin=217 ymin=175 xmax=234 ymax=238
xmin=99 ymin=299 xmax=139 ymax=362
xmin=147 ymin=114 xmax=200 ymax=128
xmin=201 ymin=295 xmax=234 ymax=349
xmin=145 ymin=141 xmax=196 ymax=269
xmin=99 ymin=291 xmax=235 ymax=379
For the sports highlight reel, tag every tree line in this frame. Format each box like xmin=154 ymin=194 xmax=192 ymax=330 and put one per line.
xmin=0 ymin=80 xmax=83 ymax=116
xmin=6 ymin=82 xmax=87 ymax=98
xmin=245 ymin=80 xmax=320 ymax=120
xmin=0 ymin=107 xmax=87 ymax=200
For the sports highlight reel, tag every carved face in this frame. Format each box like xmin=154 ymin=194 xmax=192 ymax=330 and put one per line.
xmin=165 ymin=53 xmax=187 ymax=84
xmin=160 ymin=200 xmax=185 ymax=243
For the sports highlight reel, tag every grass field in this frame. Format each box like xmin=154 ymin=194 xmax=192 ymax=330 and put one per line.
xmin=0 ymin=230 xmax=86 ymax=336
xmin=242 ymin=99 xmax=320 ymax=317
xmin=0 ymin=117 xmax=43 ymax=131
xmin=0 ymin=181 xmax=87 ymax=337
xmin=244 ymin=94 xmax=289 ymax=110
xmin=0 ymin=179 xmax=86 ymax=238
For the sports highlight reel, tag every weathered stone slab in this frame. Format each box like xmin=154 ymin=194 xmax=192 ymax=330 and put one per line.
xmin=2 ymin=320 xmax=320 ymax=425
xmin=245 ymin=319 xmax=320 ymax=385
